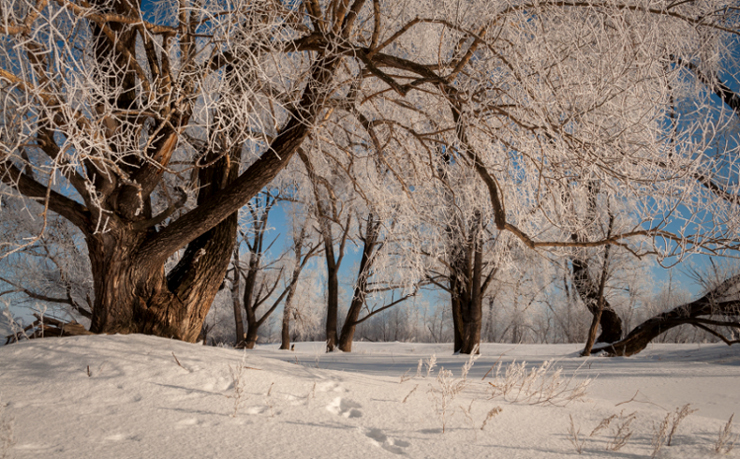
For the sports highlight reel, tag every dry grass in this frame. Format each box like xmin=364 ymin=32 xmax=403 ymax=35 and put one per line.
xmin=715 ymin=413 xmax=738 ymax=455
xmin=568 ymin=415 xmax=585 ymax=454
xmin=487 ymin=360 xmax=591 ymax=406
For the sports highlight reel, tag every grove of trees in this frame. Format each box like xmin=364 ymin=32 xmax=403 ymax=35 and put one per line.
xmin=1 ymin=0 xmax=739 ymax=354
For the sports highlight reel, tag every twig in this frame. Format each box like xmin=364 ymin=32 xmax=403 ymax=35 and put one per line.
xmin=402 ymin=384 xmax=418 ymax=403
xmin=172 ymin=352 xmax=184 ymax=369
xmin=615 ymin=390 xmax=666 ymax=410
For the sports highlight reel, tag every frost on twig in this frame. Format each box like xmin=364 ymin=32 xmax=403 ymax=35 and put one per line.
xmin=604 ymin=411 xmax=636 ymax=452
xmin=487 ymin=360 xmax=590 ymax=406
xmin=715 ymin=413 xmax=738 ymax=455
xmin=568 ymin=414 xmax=585 ymax=454
xmin=667 ymin=403 xmax=697 ymax=446
xmin=428 ymin=367 xmax=467 ymax=433
xmin=424 ymin=354 xmax=437 ymax=378
xmin=224 ymin=354 xmax=251 ymax=417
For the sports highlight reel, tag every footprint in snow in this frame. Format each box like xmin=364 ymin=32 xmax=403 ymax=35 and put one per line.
xmin=326 ymin=397 xmax=362 ymax=418
xmin=285 ymin=394 xmax=304 ymax=406
xmin=245 ymin=405 xmax=273 ymax=415
xmin=175 ymin=418 xmax=204 ymax=429
xmin=363 ymin=427 xmax=410 ymax=455
xmin=317 ymin=381 xmax=345 ymax=393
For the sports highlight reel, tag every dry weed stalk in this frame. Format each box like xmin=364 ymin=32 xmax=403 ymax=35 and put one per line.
xmin=605 ymin=411 xmax=636 ymax=451
xmin=225 ymin=353 xmax=255 ymax=417
xmin=265 ymin=382 xmax=276 ymax=417
xmin=480 ymin=407 xmax=503 ymax=431
xmin=590 ymin=414 xmax=617 ymax=437
xmin=402 ymin=384 xmax=418 ymax=404
xmin=651 ymin=413 xmax=670 ymax=458
xmin=568 ymin=415 xmax=585 ymax=454
xmin=487 ymin=360 xmax=591 ymax=406
xmin=650 ymin=402 xmax=697 ymax=456
xmin=667 ymin=404 xmax=697 ymax=446
xmin=425 ymin=354 xmax=437 ymax=378
xmin=460 ymin=400 xmax=476 ymax=429
xmin=428 ymin=367 xmax=467 ymax=433
xmin=715 ymin=413 xmax=738 ymax=455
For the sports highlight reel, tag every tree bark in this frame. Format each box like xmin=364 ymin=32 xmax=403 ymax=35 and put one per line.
xmin=88 ymin=149 xmax=238 ymax=341
xmin=280 ymin=226 xmax=315 ymax=350
xmin=570 ymin=188 xmax=622 ymax=344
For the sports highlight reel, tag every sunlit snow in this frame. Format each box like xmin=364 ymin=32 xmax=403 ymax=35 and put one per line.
xmin=1 ymin=335 xmax=738 ymax=458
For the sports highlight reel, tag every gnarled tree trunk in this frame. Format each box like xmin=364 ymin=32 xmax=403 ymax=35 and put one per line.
xmin=89 ymin=151 xmax=238 ymax=341
xmin=596 ymin=274 xmax=740 ymax=356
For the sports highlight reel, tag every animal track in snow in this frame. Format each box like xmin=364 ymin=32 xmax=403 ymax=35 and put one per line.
xmin=175 ymin=418 xmax=206 ymax=429
xmin=363 ymin=427 xmax=410 ymax=455
xmin=316 ymin=381 xmax=345 ymax=393
xmin=245 ymin=405 xmax=271 ymax=415
xmin=326 ymin=397 xmax=362 ymax=418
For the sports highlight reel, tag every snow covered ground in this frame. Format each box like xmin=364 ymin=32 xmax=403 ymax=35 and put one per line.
xmin=0 ymin=335 xmax=738 ymax=458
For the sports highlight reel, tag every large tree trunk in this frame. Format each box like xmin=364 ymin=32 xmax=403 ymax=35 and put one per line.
xmin=244 ymin=323 xmax=260 ymax=350
xmin=449 ymin=259 xmax=484 ymax=354
xmin=595 ymin=274 xmax=740 ymax=356
xmin=316 ymin=214 xmax=349 ymax=353
xmin=449 ymin=217 xmax=485 ymax=354
xmin=89 ymin=151 xmax=238 ymax=342
xmin=240 ymin=250 xmax=261 ymax=349
xmin=87 ymin=223 xmax=236 ymax=342
xmin=570 ymin=190 xmax=622 ymax=344
xmin=571 ymin=257 xmax=622 ymax=343
xmin=581 ymin=241 xmax=611 ymax=356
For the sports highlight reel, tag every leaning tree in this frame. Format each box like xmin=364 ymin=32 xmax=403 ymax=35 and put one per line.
xmin=1 ymin=0 xmax=739 ymax=347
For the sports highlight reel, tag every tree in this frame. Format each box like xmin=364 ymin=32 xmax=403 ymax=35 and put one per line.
xmin=0 ymin=0 xmax=356 ymax=340
xmin=230 ymin=192 xmax=282 ymax=348
xmin=594 ymin=61 xmax=740 ymax=356
xmin=2 ymin=0 xmax=738 ymax=345
xmin=425 ymin=171 xmax=501 ymax=353
xmin=0 ymin=203 xmax=93 ymax=322
xmin=337 ymin=211 xmax=421 ymax=351
xmin=280 ymin=218 xmax=321 ymax=350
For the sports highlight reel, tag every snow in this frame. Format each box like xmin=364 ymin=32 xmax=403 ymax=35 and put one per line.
xmin=0 ymin=336 xmax=738 ymax=458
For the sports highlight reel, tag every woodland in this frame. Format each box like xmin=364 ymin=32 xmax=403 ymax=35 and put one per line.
xmin=1 ymin=0 xmax=740 ymax=356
